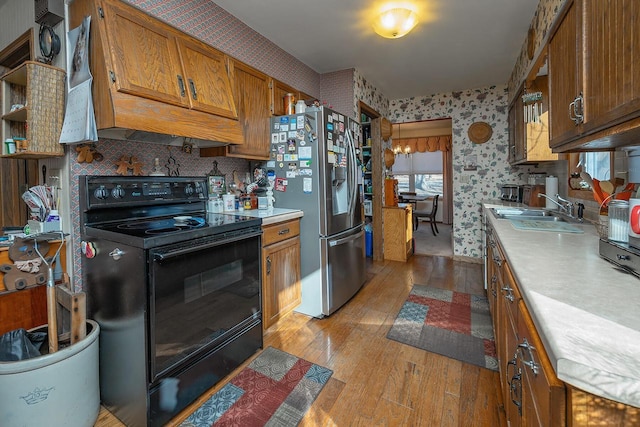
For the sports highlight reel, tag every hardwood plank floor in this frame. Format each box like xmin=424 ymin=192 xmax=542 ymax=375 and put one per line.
xmin=95 ymin=255 xmax=505 ymax=426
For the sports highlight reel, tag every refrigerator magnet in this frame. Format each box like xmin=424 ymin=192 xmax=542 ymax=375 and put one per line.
xmin=296 ymin=116 xmax=304 ymax=129
xmin=296 ymin=130 xmax=305 ymax=140
xmin=300 ymin=168 xmax=312 ymax=176
xmin=271 ymin=134 xmax=279 ymax=144
xmin=332 ymin=113 xmax=339 ymax=121
xmin=275 ymin=177 xmax=286 ymax=191
xmin=286 ymin=171 xmax=296 ymax=178
xmin=339 ymin=122 xmax=344 ymax=132
xmin=277 ymin=154 xmax=283 ymax=161
xmin=327 ymin=123 xmax=334 ymax=131
xmin=338 ymin=114 xmax=344 ymax=122
xmin=287 ymin=139 xmax=296 ymax=151
xmin=279 ymin=117 xmax=290 ymax=124
xmin=327 ymin=152 xmax=336 ymax=164
xmin=328 ymin=114 xmax=334 ymax=123
xmin=279 ymin=132 xmax=287 ymax=142
xmin=300 ymin=159 xmax=312 ymax=167
xmin=298 ymin=146 xmax=312 ymax=159
xmin=303 ymin=178 xmax=312 ymax=193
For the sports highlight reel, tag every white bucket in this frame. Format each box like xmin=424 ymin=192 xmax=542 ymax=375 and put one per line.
xmin=0 ymin=320 xmax=100 ymax=427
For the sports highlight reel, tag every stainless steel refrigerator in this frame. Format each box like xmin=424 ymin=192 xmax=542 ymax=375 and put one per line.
xmin=270 ymin=106 xmax=365 ymax=317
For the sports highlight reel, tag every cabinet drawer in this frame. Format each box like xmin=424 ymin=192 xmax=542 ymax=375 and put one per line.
xmin=262 ymin=219 xmax=300 ymax=246
xmin=517 ymin=300 xmax=566 ymax=426
xmin=501 ymin=262 xmax=521 ymax=327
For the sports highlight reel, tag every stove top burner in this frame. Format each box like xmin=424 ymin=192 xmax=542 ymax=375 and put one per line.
xmin=117 ymin=217 xmax=206 ymax=233
xmin=84 ymin=212 xmax=262 ymax=248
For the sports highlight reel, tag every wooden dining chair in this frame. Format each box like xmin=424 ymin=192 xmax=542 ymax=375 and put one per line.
xmin=414 ymin=194 xmax=439 ymax=236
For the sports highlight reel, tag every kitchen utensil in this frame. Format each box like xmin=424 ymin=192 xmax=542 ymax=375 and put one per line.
xmin=580 ymin=172 xmax=594 ymax=189
xmin=600 ymin=180 xmax=615 ymax=195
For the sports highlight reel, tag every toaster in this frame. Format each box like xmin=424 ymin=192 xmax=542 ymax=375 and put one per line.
xmin=500 ymin=184 xmax=523 ymax=202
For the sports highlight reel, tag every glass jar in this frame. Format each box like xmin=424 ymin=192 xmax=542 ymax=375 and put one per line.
xmin=608 ymin=200 xmax=629 ymax=243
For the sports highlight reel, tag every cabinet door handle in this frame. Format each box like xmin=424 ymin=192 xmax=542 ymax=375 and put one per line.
xmin=507 ymin=356 xmax=523 ymax=416
xmin=574 ymin=92 xmax=584 ymax=124
xmin=188 ymin=78 xmax=198 ymax=100
xmin=177 ymin=75 xmax=186 ymax=97
xmin=278 ymin=228 xmax=290 ymax=235
xmin=266 ymin=256 xmax=271 ymax=275
xmin=501 ymin=286 xmax=514 ymax=302
xmin=518 ymin=338 xmax=540 ymax=375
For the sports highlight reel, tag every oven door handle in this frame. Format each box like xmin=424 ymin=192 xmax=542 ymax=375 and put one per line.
xmin=153 ymin=230 xmax=261 ymax=262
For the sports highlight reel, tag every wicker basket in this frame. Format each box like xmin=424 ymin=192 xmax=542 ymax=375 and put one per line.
xmin=596 ymin=215 xmax=609 ymax=239
xmin=3 ymin=61 xmax=65 ymax=157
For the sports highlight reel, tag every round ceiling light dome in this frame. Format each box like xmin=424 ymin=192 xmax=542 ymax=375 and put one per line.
xmin=372 ymin=7 xmax=419 ymax=39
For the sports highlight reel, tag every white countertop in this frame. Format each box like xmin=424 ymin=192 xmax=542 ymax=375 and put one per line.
xmin=235 ymin=208 xmax=303 ymax=226
xmin=483 ymin=201 xmax=640 ymax=408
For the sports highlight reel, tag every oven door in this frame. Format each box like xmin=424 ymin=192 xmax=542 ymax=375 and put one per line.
xmin=148 ymin=228 xmax=262 ymax=382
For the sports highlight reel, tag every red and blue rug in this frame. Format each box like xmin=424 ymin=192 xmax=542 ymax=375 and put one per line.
xmin=180 ymin=347 xmax=332 ymax=426
xmin=387 ymin=285 xmax=498 ymax=371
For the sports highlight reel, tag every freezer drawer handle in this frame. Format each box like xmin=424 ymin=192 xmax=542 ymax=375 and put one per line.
xmin=329 ymin=229 xmax=364 ymax=247
xmin=278 ymin=228 xmax=290 ymax=235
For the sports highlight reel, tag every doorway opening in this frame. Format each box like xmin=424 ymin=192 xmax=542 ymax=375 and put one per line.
xmin=391 ymin=118 xmax=453 ymax=257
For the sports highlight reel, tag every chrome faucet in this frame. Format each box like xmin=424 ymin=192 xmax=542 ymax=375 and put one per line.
xmin=537 ymin=193 xmax=576 ymax=217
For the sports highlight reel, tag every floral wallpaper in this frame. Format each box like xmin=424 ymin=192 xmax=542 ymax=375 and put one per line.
xmin=354 ymin=69 xmax=390 ymax=119
xmin=389 ymin=85 xmax=523 ymax=259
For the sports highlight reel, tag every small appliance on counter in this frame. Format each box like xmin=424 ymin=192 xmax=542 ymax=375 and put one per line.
xmin=499 ymin=184 xmax=523 ymax=202
xmin=599 ymin=239 xmax=640 ymax=279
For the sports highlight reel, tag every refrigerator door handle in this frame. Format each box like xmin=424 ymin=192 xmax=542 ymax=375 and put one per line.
xmin=329 ymin=228 xmax=364 ymax=247
xmin=346 ymin=128 xmax=357 ymax=215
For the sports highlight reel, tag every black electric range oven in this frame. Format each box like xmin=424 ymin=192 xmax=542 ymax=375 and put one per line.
xmin=79 ymin=176 xmax=263 ymax=427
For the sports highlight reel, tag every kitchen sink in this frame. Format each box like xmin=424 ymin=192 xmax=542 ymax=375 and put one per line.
xmin=489 ymin=207 xmax=584 ymax=233
xmin=490 ymin=207 xmax=562 ymax=220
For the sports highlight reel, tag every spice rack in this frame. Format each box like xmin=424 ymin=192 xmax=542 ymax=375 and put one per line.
xmin=1 ymin=61 xmax=65 ymax=158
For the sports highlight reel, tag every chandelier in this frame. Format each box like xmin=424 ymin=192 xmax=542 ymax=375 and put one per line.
xmin=393 ymin=123 xmax=412 ymax=157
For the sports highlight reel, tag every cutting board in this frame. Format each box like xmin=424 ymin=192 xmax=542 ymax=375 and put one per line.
xmin=509 ymin=218 xmax=584 ymax=233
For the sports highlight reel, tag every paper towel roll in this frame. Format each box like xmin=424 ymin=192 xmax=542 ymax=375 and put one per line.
xmin=545 ymin=176 xmax=558 ymax=209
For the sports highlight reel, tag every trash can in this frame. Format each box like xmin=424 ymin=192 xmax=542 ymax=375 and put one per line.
xmin=365 ymin=224 xmax=373 ymax=257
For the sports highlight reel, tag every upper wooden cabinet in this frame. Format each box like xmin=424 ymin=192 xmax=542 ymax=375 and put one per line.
xmin=271 ymin=79 xmax=313 ymax=116
xmin=201 ymin=60 xmax=271 ymax=160
xmin=548 ymin=0 xmax=640 ymax=151
xmin=508 ymin=76 xmax=558 ymax=165
xmin=68 ymin=0 xmax=244 ymax=145
xmin=176 ymin=38 xmax=238 ymax=119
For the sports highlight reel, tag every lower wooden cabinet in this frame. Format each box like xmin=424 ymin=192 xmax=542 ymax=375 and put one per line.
xmin=382 ymin=205 xmax=413 ymax=262
xmin=261 ymin=218 xmax=301 ymax=330
xmin=487 ymin=216 xmax=640 ymax=425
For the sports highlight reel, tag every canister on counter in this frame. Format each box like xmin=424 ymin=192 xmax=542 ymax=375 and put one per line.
xmin=284 ymin=93 xmax=295 ymax=115
xmin=608 ymin=200 xmax=629 ymax=243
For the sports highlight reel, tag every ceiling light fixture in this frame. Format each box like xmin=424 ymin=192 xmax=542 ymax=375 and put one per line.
xmin=373 ymin=7 xmax=419 ymax=39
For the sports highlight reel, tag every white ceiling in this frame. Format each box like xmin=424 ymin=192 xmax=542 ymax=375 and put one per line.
xmin=212 ymin=0 xmax=540 ymax=100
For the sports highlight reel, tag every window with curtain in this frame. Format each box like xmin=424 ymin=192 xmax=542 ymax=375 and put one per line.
xmin=393 ymin=151 xmax=443 ymax=197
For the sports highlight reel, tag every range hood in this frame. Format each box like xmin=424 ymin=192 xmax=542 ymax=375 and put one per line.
xmin=69 ymin=0 xmax=245 ymax=149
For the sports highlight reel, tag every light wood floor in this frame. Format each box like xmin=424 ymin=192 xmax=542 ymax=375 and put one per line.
xmin=95 ymin=255 xmax=505 ymax=426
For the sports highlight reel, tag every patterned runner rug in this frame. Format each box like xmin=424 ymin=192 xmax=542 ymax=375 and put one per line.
xmin=180 ymin=347 xmax=333 ymax=426
xmin=387 ymin=285 xmax=498 ymax=371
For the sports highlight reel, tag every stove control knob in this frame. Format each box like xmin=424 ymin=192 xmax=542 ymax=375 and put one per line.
xmin=94 ymin=185 xmax=109 ymax=200
xmin=184 ymin=184 xmax=194 ymax=196
xmin=111 ymin=185 xmax=125 ymax=199
xmin=194 ymin=182 xmax=204 ymax=195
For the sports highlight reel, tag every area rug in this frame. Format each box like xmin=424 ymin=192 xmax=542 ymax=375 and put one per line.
xmin=180 ymin=347 xmax=333 ymax=426
xmin=387 ymin=285 xmax=498 ymax=371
